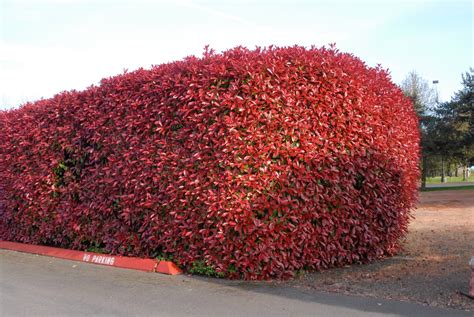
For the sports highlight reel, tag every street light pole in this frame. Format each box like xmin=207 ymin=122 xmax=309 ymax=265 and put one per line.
xmin=432 ymin=80 xmax=439 ymax=104
xmin=432 ymin=80 xmax=446 ymax=183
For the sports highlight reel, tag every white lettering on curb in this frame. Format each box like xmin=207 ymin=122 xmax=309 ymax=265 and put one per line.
xmin=82 ymin=253 xmax=115 ymax=266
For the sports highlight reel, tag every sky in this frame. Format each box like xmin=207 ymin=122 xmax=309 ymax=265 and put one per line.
xmin=0 ymin=0 xmax=472 ymax=109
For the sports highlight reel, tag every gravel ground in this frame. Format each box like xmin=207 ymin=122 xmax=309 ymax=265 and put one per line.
xmin=286 ymin=189 xmax=474 ymax=312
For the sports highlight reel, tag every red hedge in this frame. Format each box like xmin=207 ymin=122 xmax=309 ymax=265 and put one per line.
xmin=0 ymin=46 xmax=420 ymax=279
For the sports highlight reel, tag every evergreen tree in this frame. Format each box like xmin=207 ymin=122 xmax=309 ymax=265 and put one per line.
xmin=435 ymin=69 xmax=474 ymax=179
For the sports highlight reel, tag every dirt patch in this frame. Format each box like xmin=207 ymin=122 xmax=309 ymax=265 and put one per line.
xmin=289 ymin=189 xmax=474 ymax=311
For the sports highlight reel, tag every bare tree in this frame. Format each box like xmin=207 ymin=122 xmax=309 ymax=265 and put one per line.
xmin=400 ymin=71 xmax=437 ymax=116
xmin=400 ymin=71 xmax=439 ymax=189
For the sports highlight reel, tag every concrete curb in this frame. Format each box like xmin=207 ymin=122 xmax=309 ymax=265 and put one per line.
xmin=0 ymin=240 xmax=182 ymax=275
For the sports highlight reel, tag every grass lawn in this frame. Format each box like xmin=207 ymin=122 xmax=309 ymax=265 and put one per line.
xmin=426 ymin=175 xmax=474 ymax=183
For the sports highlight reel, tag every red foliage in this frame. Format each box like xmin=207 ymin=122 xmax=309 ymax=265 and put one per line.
xmin=0 ymin=46 xmax=420 ymax=279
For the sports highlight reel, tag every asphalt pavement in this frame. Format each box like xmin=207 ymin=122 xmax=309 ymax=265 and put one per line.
xmin=0 ymin=249 xmax=471 ymax=317
xmin=426 ymin=182 xmax=474 ymax=188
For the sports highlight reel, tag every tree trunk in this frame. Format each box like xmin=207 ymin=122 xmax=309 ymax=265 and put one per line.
xmin=421 ymin=156 xmax=427 ymax=190
xmin=455 ymin=163 xmax=459 ymax=177
xmin=441 ymin=156 xmax=446 ymax=183
xmin=463 ymin=164 xmax=467 ymax=181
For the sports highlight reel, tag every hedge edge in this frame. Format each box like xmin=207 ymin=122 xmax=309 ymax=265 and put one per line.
xmin=0 ymin=240 xmax=182 ymax=275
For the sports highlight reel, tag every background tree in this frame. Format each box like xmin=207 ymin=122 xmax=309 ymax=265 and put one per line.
xmin=401 ymin=68 xmax=473 ymax=189
xmin=400 ymin=71 xmax=438 ymax=189
xmin=435 ymin=68 xmax=474 ymax=180
xmin=400 ymin=71 xmax=437 ymax=115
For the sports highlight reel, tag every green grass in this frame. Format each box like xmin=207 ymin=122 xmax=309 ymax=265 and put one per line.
xmin=426 ymin=175 xmax=474 ymax=184
xmin=423 ymin=185 xmax=474 ymax=192
xmin=188 ymin=260 xmax=225 ymax=278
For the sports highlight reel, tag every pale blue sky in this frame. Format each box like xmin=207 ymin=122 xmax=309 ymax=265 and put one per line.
xmin=0 ymin=0 xmax=472 ymax=109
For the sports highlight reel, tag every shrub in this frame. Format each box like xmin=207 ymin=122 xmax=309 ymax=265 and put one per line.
xmin=0 ymin=45 xmax=420 ymax=279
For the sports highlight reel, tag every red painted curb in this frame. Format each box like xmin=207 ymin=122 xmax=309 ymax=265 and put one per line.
xmin=0 ymin=240 xmax=182 ymax=275
xmin=157 ymin=259 xmax=182 ymax=275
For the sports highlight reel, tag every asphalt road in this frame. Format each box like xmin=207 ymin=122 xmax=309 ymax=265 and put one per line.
xmin=0 ymin=249 xmax=470 ymax=317
xmin=426 ymin=182 xmax=474 ymax=188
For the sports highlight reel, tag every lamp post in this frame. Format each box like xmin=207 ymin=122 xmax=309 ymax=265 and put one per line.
xmin=432 ymin=80 xmax=439 ymax=104
xmin=432 ymin=80 xmax=446 ymax=183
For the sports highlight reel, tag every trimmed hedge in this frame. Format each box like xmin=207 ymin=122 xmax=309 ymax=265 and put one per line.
xmin=0 ymin=46 xmax=420 ymax=279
